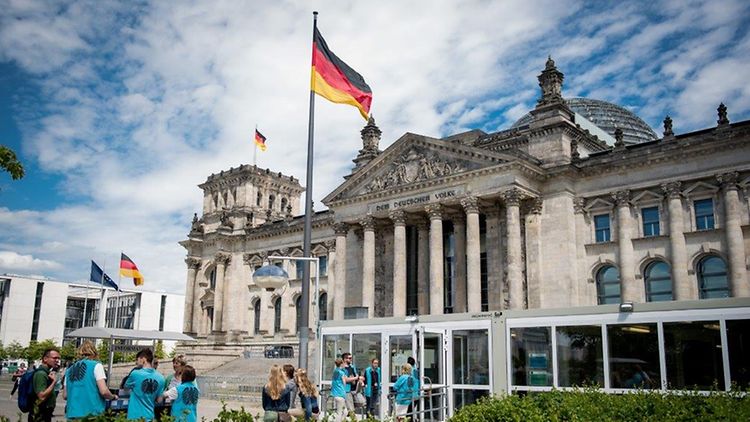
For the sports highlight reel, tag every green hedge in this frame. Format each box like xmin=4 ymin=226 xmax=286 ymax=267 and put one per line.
xmin=449 ymin=388 xmax=750 ymax=422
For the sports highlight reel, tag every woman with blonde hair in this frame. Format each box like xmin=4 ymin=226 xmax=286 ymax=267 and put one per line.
xmin=294 ymin=369 xmax=319 ymax=421
xmin=166 ymin=354 xmax=188 ymax=389
xmin=62 ymin=340 xmax=117 ymax=419
xmin=392 ymin=363 xmax=415 ymax=421
xmin=261 ymin=365 xmax=291 ymax=422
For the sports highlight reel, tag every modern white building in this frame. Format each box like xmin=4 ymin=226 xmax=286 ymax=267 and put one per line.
xmin=0 ymin=274 xmax=184 ymax=351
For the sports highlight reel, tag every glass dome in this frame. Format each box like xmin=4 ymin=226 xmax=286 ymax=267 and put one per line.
xmin=512 ymin=97 xmax=658 ymax=145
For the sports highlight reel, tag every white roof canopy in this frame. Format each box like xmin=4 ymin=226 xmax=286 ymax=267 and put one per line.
xmin=66 ymin=326 xmax=196 ymax=342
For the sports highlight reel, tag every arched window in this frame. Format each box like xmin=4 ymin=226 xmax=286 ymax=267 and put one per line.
xmin=295 ymin=295 xmax=303 ymax=334
xmin=596 ymin=265 xmax=621 ymax=305
xmin=253 ymin=299 xmax=261 ymax=335
xmin=319 ymin=293 xmax=328 ymax=321
xmin=256 ymin=191 xmax=262 ymax=206
xmin=698 ymin=256 xmax=730 ymax=299
xmin=209 ymin=268 xmax=217 ymax=290
xmin=281 ymin=197 xmax=288 ymax=213
xmin=269 ymin=195 xmax=276 ymax=210
xmin=273 ymin=297 xmax=281 ymax=333
xmin=644 ymin=261 xmax=672 ymax=302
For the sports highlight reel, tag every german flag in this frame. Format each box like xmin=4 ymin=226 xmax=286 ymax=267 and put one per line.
xmin=311 ymin=27 xmax=372 ymax=120
xmin=120 ymin=253 xmax=144 ymax=286
xmin=254 ymin=129 xmax=267 ymax=151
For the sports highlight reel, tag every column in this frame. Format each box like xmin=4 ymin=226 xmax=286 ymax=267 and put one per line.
xmin=462 ymin=196 xmax=482 ymax=312
xmin=183 ymin=257 xmax=201 ymax=334
xmin=416 ymin=220 xmax=430 ymax=315
xmin=612 ymin=190 xmax=637 ymax=302
xmin=333 ymin=223 xmax=349 ymax=320
xmin=361 ymin=215 xmax=376 ymax=318
xmin=503 ymin=189 xmax=524 ymax=310
xmin=718 ymin=172 xmax=749 ymax=296
xmin=485 ymin=205 xmax=504 ymax=310
xmin=573 ymin=198 xmax=592 ymax=305
xmin=661 ymin=182 xmax=692 ymax=300
xmin=525 ymin=198 xmax=543 ymax=308
xmin=212 ymin=252 xmax=231 ymax=332
xmin=391 ymin=210 xmax=407 ymax=317
xmin=453 ymin=214 xmax=467 ymax=313
xmin=426 ymin=204 xmax=444 ymax=315
xmin=324 ymin=240 xmax=336 ymax=321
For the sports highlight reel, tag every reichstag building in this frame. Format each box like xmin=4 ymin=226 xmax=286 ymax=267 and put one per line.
xmin=180 ymin=58 xmax=749 ymax=363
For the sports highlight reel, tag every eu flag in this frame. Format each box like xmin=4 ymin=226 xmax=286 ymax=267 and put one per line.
xmin=90 ymin=260 xmax=120 ymax=291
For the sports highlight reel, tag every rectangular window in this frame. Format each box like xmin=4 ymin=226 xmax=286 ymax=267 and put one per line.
xmin=318 ymin=256 xmax=328 ymax=277
xmin=727 ymin=319 xmax=750 ymax=389
xmin=642 ymin=207 xmax=660 ymax=236
xmin=594 ymin=214 xmax=611 ymax=242
xmin=694 ymin=198 xmax=715 ymax=230
xmin=607 ymin=324 xmax=660 ymax=389
xmin=664 ymin=321 xmax=723 ymax=390
xmin=30 ymin=282 xmax=44 ymax=341
xmin=510 ymin=327 xmax=552 ymax=386
xmin=295 ymin=260 xmax=304 ymax=280
xmin=556 ymin=325 xmax=604 ymax=387
xmin=158 ymin=295 xmax=167 ymax=331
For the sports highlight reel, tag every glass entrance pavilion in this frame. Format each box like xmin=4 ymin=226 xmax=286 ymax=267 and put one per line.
xmin=318 ymin=298 xmax=749 ymax=421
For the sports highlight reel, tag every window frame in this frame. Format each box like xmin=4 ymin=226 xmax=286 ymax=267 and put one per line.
xmin=693 ymin=198 xmax=716 ymax=231
xmin=593 ymin=213 xmax=612 ymax=243
xmin=697 ymin=255 xmax=730 ymax=299
xmin=641 ymin=206 xmax=661 ymax=237
xmin=596 ymin=265 xmax=621 ymax=305
xmin=644 ymin=260 xmax=673 ymax=302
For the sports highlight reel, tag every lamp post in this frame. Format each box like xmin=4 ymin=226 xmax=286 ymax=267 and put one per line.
xmin=252 ymin=255 xmax=320 ymax=370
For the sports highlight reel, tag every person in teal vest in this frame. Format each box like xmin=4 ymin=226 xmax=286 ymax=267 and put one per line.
xmin=363 ymin=358 xmax=381 ymax=416
xmin=125 ymin=348 xmax=165 ymax=421
xmin=392 ymin=364 xmax=414 ymax=422
xmin=161 ymin=365 xmax=200 ymax=422
xmin=62 ymin=340 xmax=118 ymax=419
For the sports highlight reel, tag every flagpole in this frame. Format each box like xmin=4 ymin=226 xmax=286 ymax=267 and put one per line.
xmin=82 ymin=266 xmax=91 ymax=328
xmin=254 ymin=125 xmax=258 ymax=166
xmin=298 ymin=10 xmax=318 ymax=371
xmin=115 ymin=253 xmax=122 ymax=329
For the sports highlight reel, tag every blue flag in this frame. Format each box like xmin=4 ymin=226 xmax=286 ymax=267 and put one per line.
xmin=90 ymin=260 xmax=120 ymax=291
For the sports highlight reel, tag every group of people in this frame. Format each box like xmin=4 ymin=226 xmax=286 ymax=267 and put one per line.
xmin=327 ymin=353 xmax=419 ymax=422
xmin=18 ymin=341 xmax=200 ymax=422
xmin=261 ymin=363 xmax=319 ymax=422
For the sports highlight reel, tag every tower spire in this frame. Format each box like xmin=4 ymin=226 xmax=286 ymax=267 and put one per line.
xmin=537 ymin=56 xmax=565 ymax=107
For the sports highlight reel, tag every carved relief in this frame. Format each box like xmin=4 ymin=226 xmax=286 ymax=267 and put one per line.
xmin=389 ymin=209 xmax=406 ymax=225
xmin=460 ymin=196 xmax=479 ymax=214
xmin=573 ymin=197 xmax=586 ymax=214
xmin=716 ymin=172 xmax=739 ymax=190
xmin=363 ymin=148 xmax=466 ymax=193
xmin=185 ymin=257 xmax=201 ymax=269
xmin=219 ymin=209 xmax=233 ymax=229
xmin=360 ymin=214 xmax=376 ymax=231
xmin=526 ymin=198 xmax=543 ymax=215
xmin=611 ymin=190 xmax=631 ymax=206
xmin=333 ymin=222 xmax=350 ymax=236
xmin=661 ymin=181 xmax=682 ymax=198
xmin=425 ymin=204 xmax=443 ymax=220
xmin=502 ymin=188 xmax=523 ymax=206
xmin=215 ymin=252 xmax=231 ymax=265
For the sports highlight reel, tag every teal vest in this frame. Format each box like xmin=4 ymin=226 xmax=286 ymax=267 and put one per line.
xmin=171 ymin=382 xmax=200 ymax=422
xmin=65 ymin=359 xmax=105 ymax=419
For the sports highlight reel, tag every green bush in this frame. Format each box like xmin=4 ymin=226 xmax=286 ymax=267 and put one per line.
xmin=449 ymin=388 xmax=750 ymax=422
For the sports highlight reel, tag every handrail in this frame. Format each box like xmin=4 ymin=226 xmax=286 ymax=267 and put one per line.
xmin=387 ymin=384 xmax=450 ymax=421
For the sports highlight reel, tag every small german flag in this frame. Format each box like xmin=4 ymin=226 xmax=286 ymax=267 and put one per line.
xmin=254 ymin=129 xmax=267 ymax=151
xmin=311 ymin=27 xmax=372 ymax=120
xmin=120 ymin=253 xmax=144 ymax=286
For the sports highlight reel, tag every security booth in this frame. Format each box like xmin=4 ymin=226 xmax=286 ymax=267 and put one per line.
xmin=318 ymin=297 xmax=750 ymax=421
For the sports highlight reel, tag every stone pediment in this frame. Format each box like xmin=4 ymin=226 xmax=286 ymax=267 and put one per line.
xmin=324 ymin=133 xmax=519 ymax=204
xmin=198 ymin=289 xmax=214 ymax=307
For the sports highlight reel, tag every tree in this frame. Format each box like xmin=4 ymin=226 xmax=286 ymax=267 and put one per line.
xmin=0 ymin=342 xmax=6 ymax=360
xmin=60 ymin=342 xmax=77 ymax=363
xmin=154 ymin=341 xmax=165 ymax=360
xmin=0 ymin=145 xmax=24 ymax=180
xmin=5 ymin=341 xmax=25 ymax=358
xmin=25 ymin=339 xmax=57 ymax=361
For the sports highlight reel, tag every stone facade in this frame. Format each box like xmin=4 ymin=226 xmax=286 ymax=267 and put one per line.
xmin=181 ymin=59 xmax=750 ymax=353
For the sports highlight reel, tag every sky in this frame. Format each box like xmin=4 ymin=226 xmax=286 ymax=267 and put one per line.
xmin=1 ymin=0 xmax=749 ymax=294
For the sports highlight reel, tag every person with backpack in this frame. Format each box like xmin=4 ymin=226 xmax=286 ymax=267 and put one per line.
xmin=392 ymin=363 xmax=415 ymax=422
xmin=21 ymin=348 xmax=61 ymax=422
xmin=160 ymin=365 xmax=200 ymax=422
xmin=62 ymin=340 xmax=118 ymax=419
xmin=124 ymin=348 xmax=165 ymax=421
xmin=10 ymin=362 xmax=27 ymax=397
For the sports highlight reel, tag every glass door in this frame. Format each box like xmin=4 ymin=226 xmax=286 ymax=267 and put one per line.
xmin=420 ymin=328 xmax=447 ymax=422
xmin=385 ymin=333 xmax=417 ymax=419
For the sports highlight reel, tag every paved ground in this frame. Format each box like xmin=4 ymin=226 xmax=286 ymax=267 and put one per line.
xmin=0 ymin=378 xmax=262 ymax=421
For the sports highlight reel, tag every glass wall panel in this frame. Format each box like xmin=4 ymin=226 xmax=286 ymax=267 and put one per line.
xmin=390 ymin=335 xmax=413 ymax=382
xmin=664 ymin=321 xmax=723 ymax=389
xmin=322 ymin=334 xmax=350 ymax=381
xmin=556 ymin=325 xmax=604 ymax=387
xmin=453 ymin=330 xmax=490 ymax=386
xmin=453 ymin=389 xmax=489 ymax=412
xmin=727 ymin=319 xmax=750 ymax=388
xmin=607 ymin=324 xmax=660 ymax=389
xmin=352 ymin=333 xmax=381 ymax=375
xmin=510 ymin=327 xmax=552 ymax=386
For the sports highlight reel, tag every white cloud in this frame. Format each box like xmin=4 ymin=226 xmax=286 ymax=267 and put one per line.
xmin=1 ymin=0 xmax=749 ymax=294
xmin=0 ymin=251 xmax=61 ymax=271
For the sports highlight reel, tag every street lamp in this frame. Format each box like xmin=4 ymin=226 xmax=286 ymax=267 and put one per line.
xmin=252 ymin=255 xmax=320 ymax=370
